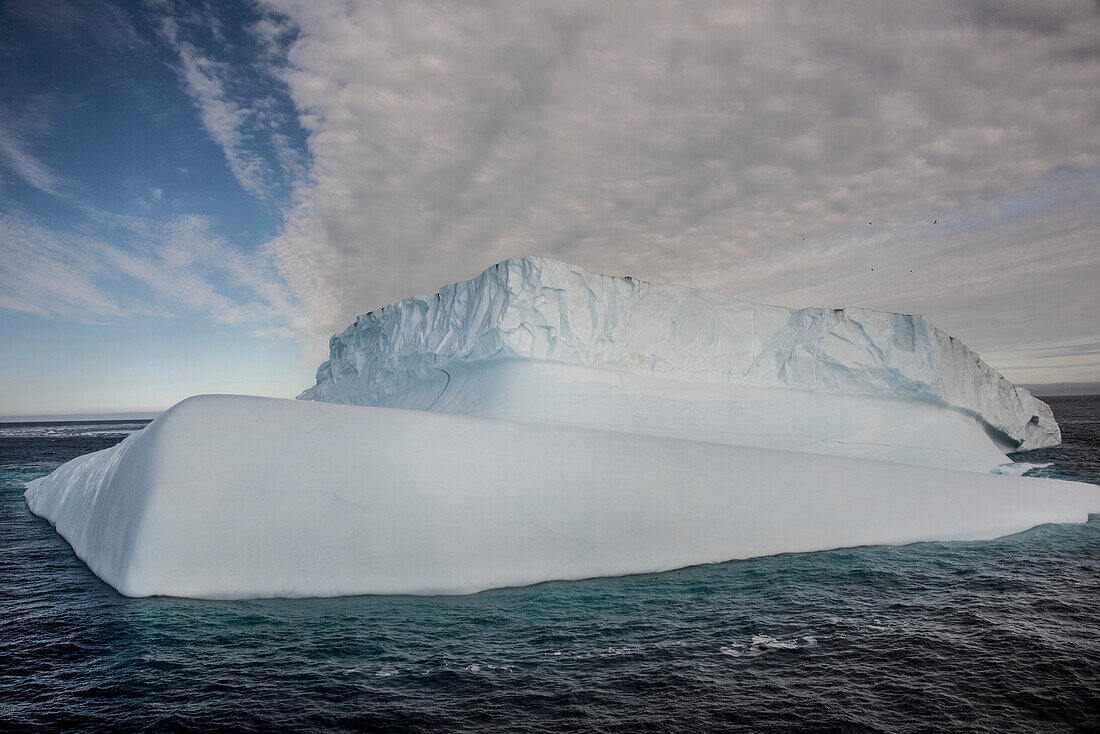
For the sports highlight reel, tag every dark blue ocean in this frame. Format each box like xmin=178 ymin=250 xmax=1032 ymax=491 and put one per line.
xmin=2 ymin=398 xmax=1099 ymax=732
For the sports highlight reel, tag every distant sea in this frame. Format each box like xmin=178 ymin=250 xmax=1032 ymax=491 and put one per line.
xmin=2 ymin=399 xmax=1098 ymax=732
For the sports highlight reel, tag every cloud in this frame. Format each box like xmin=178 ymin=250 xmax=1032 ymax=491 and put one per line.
xmin=740 ymin=178 xmax=1100 ymax=352
xmin=1031 ymin=340 xmax=1100 ymax=360
xmin=157 ymin=15 xmax=275 ymax=199
xmin=0 ymin=121 xmax=71 ymax=197
xmin=0 ymin=208 xmax=304 ymax=337
xmin=147 ymin=2 xmax=308 ymax=202
xmin=5 ymin=0 xmax=142 ymax=50
xmin=0 ymin=212 xmax=124 ymax=318
xmin=254 ymin=0 xmax=1100 ymax=373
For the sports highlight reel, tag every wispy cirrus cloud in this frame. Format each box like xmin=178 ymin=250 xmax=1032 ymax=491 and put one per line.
xmin=0 ymin=212 xmax=123 ymax=319
xmin=157 ymin=15 xmax=275 ymax=199
xmin=0 ymin=208 xmax=304 ymax=337
xmin=5 ymin=0 xmax=142 ymax=50
xmin=151 ymin=2 xmax=306 ymax=201
xmin=0 ymin=121 xmax=72 ymax=198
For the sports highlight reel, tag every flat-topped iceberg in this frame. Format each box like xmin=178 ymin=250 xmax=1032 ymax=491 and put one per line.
xmin=302 ymin=257 xmax=1058 ymax=455
xmin=25 ymin=257 xmax=1099 ymax=599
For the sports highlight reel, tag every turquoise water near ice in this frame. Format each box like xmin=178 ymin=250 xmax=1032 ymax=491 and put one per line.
xmin=1 ymin=399 xmax=1098 ymax=732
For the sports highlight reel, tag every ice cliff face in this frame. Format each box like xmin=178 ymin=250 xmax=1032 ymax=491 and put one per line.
xmin=300 ymin=257 xmax=1058 ymax=451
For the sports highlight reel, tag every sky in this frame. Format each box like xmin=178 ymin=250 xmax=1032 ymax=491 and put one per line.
xmin=1 ymin=0 xmax=1098 ymax=416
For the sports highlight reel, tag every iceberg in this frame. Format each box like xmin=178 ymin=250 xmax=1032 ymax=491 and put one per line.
xmin=25 ymin=257 xmax=1100 ymax=599
xmin=301 ymin=257 xmax=1059 ymax=460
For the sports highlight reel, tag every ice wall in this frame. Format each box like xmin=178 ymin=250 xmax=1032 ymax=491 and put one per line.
xmin=301 ymin=257 xmax=1058 ymax=451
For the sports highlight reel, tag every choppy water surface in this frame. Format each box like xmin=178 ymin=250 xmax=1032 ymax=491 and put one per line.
xmin=2 ymin=399 xmax=1098 ymax=732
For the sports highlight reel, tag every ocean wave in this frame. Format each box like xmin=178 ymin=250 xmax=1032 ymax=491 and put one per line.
xmin=720 ymin=635 xmax=818 ymax=658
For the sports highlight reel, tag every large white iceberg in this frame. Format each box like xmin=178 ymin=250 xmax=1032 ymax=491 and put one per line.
xmin=301 ymin=257 xmax=1059 ymax=461
xmin=25 ymin=257 xmax=1100 ymax=599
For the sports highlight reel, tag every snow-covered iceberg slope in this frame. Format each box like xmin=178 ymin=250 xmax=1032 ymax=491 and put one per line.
xmin=25 ymin=257 xmax=1098 ymax=599
xmin=25 ymin=395 xmax=1100 ymax=599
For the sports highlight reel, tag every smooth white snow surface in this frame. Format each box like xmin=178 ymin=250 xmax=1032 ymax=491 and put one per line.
xmin=312 ymin=358 xmax=1022 ymax=473
xmin=25 ymin=395 xmax=1100 ymax=599
xmin=25 ymin=257 xmax=1098 ymax=599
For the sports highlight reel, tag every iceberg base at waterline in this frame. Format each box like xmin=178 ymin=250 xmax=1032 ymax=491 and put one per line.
xmin=25 ymin=394 xmax=1100 ymax=599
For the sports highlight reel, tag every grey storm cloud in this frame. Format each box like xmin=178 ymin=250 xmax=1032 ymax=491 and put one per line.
xmin=254 ymin=0 xmax=1099 ymax=375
